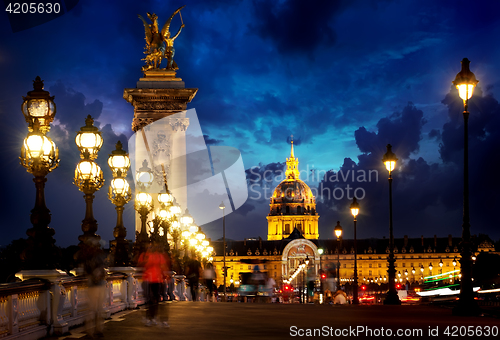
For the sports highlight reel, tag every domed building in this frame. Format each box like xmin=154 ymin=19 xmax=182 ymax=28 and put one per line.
xmin=267 ymin=141 xmax=319 ymax=240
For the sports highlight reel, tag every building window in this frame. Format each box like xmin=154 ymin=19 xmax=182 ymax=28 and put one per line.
xmin=369 ymin=264 xmax=372 ymax=268
xmin=402 ymin=263 xmax=406 ymax=267
xmin=297 ymin=206 xmax=302 ymax=214
xmin=248 ymin=265 xmax=251 ymax=270
xmin=369 ymin=270 xmax=372 ymax=276
xmin=274 ymin=265 xmax=277 ymax=269
xmin=285 ymin=224 xmax=290 ymax=234
xmin=378 ymin=263 xmax=382 ymax=268
xmin=286 ymin=206 xmax=290 ymax=214
xmin=343 ymin=264 xmax=346 ymax=268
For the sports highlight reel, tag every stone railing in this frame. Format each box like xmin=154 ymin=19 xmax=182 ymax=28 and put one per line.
xmin=0 ymin=268 xmax=157 ymax=340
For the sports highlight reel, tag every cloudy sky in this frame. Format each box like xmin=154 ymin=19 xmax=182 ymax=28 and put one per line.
xmin=1 ymin=0 xmax=499 ymax=248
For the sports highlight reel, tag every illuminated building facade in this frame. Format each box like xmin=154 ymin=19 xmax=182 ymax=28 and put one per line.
xmin=267 ymin=141 xmax=319 ymax=240
xmin=211 ymin=142 xmax=498 ymax=292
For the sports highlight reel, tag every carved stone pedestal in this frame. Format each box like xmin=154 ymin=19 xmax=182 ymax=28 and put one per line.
xmin=124 ymin=69 xmax=197 ymax=132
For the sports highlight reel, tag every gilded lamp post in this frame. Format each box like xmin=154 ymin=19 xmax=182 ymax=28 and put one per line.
xmin=350 ymin=197 xmax=360 ymax=305
xmin=134 ymin=160 xmax=154 ymax=257
xmin=451 ymin=58 xmax=480 ymax=316
xmin=108 ymin=141 xmax=132 ymax=266
xmin=20 ymin=77 xmax=59 ymax=269
xmin=74 ymin=115 xmax=104 ymax=245
xmin=382 ymin=144 xmax=401 ymax=305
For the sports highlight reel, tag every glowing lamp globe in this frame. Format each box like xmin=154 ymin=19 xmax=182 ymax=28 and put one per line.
xmin=350 ymin=197 xmax=360 ymax=217
xmin=75 ymin=115 xmax=103 ymax=160
xmin=334 ymin=221 xmax=343 ymax=238
xmin=108 ymin=141 xmax=130 ymax=176
xmin=22 ymin=77 xmax=56 ymax=134
xmin=452 ymin=58 xmax=479 ymax=102
xmin=382 ymin=144 xmax=398 ymax=173
xmin=111 ymin=177 xmax=130 ymax=196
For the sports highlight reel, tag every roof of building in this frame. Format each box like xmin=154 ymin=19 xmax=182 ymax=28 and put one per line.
xmin=211 ymin=233 xmax=497 ymax=257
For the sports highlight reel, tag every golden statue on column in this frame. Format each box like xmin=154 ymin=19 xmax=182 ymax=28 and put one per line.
xmin=138 ymin=6 xmax=185 ymax=72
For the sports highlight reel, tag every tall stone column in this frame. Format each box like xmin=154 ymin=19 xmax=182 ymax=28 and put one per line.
xmin=124 ymin=69 xmax=197 ymax=239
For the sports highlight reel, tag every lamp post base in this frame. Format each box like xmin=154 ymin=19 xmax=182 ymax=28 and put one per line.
xmin=452 ymin=299 xmax=481 ymax=316
xmin=383 ymin=290 xmax=401 ymax=305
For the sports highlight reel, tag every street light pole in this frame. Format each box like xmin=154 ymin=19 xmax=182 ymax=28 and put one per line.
xmin=20 ymin=77 xmax=60 ymax=270
xmin=451 ymin=58 xmax=480 ymax=316
xmin=334 ymin=221 xmax=343 ymax=291
xmin=350 ymin=198 xmax=360 ymax=305
xmin=383 ymin=144 xmax=401 ymax=305
xmin=219 ymin=202 xmax=226 ymax=302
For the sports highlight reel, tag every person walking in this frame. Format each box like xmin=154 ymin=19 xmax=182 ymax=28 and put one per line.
xmin=138 ymin=242 xmax=169 ymax=327
xmin=187 ymin=257 xmax=201 ymax=301
xmin=203 ymin=262 xmax=216 ymax=301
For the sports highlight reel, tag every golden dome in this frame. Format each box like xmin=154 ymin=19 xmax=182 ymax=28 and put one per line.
xmin=272 ymin=178 xmax=315 ymax=203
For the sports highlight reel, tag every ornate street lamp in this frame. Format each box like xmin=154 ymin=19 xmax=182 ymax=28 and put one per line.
xmin=439 ymin=259 xmax=444 ymax=275
xmin=108 ymin=141 xmax=132 ymax=267
xmin=22 ymin=76 xmax=56 ymax=134
xmin=451 ymin=58 xmax=480 ymax=316
xmin=350 ymin=197 xmax=360 ymax=305
xmin=334 ymin=221 xmax=343 ymax=289
xmin=382 ymin=144 xmax=401 ymax=305
xmin=133 ymin=160 xmax=154 ymax=258
xmin=219 ymin=201 xmax=227 ymax=302
xmin=20 ymin=119 xmax=60 ymax=269
xmin=74 ymin=149 xmax=105 ymax=244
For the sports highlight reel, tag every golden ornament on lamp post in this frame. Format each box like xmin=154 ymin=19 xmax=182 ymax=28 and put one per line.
xmin=108 ymin=141 xmax=132 ymax=267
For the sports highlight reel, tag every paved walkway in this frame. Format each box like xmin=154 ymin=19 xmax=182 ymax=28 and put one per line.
xmin=46 ymin=302 xmax=500 ymax=340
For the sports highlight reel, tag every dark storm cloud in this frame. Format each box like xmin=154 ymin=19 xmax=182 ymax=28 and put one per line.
xmin=246 ymin=161 xmax=285 ymax=189
xmin=355 ymin=102 xmax=426 ymax=159
xmin=250 ymin=0 xmax=339 ymax=54
xmin=203 ymin=134 xmax=224 ymax=145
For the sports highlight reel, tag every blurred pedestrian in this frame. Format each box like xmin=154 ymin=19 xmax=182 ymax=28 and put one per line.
xmin=79 ymin=238 xmax=107 ymax=338
xmin=138 ymin=242 xmax=170 ymax=327
xmin=186 ymin=257 xmax=201 ymax=301
xmin=203 ymin=262 xmax=215 ymax=301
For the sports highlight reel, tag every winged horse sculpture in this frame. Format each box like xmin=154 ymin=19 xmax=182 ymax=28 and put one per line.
xmin=138 ymin=6 xmax=185 ymax=72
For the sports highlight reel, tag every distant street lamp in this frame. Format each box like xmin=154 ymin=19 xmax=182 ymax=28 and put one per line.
xmin=350 ymin=197 xmax=360 ymax=305
xmin=451 ymin=58 xmax=480 ymax=316
xmin=219 ymin=201 xmax=227 ymax=302
xmin=382 ymin=144 xmax=401 ymax=305
xmin=334 ymin=221 xmax=343 ymax=289
xmin=108 ymin=141 xmax=132 ymax=266
xmin=412 ymin=267 xmax=416 ymax=284
xmin=439 ymin=259 xmax=444 ymax=275
xmin=429 ymin=263 xmax=433 ymax=276
xmin=74 ymin=116 xmax=104 ymax=245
